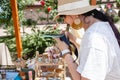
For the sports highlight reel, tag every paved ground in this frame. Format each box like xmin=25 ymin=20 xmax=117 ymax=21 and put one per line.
xmin=0 ymin=22 xmax=120 ymax=37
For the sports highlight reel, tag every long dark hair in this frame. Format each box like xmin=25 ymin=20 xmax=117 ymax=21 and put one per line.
xmin=82 ymin=9 xmax=120 ymax=47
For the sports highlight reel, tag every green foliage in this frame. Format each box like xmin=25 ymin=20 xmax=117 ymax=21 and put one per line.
xmin=36 ymin=0 xmax=64 ymax=24
xmin=0 ymin=0 xmax=35 ymax=28
xmin=21 ymin=25 xmax=59 ymax=59
xmin=0 ymin=0 xmax=11 ymax=26
xmin=113 ymin=15 xmax=120 ymax=23
xmin=22 ymin=33 xmax=54 ymax=58
xmin=22 ymin=19 xmax=37 ymax=27
xmin=0 ymin=0 xmax=60 ymax=59
xmin=42 ymin=25 xmax=61 ymax=34
xmin=116 ymin=0 xmax=120 ymax=8
xmin=0 ymin=25 xmax=59 ymax=59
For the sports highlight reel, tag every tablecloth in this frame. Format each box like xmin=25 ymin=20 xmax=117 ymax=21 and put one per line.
xmin=0 ymin=43 xmax=13 ymax=65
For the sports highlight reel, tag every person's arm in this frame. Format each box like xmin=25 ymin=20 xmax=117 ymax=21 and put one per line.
xmin=54 ymin=38 xmax=88 ymax=80
xmin=64 ymin=53 xmax=80 ymax=79
xmin=63 ymin=53 xmax=88 ymax=80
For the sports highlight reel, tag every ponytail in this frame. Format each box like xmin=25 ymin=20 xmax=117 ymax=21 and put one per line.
xmin=108 ymin=17 xmax=120 ymax=47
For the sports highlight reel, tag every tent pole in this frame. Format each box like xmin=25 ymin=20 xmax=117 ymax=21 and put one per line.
xmin=10 ymin=0 xmax=22 ymax=58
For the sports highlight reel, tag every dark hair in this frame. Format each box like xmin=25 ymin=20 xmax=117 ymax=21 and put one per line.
xmin=82 ymin=9 xmax=120 ymax=47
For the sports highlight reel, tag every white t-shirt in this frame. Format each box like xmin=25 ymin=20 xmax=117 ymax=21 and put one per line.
xmin=77 ymin=22 xmax=120 ymax=80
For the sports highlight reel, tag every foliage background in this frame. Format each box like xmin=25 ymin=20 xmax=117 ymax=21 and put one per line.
xmin=0 ymin=0 xmax=59 ymax=59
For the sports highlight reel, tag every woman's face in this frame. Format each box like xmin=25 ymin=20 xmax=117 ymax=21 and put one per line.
xmin=63 ymin=15 xmax=74 ymax=26
xmin=63 ymin=15 xmax=84 ymax=29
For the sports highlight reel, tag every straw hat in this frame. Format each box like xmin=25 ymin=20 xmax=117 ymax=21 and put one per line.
xmin=54 ymin=0 xmax=98 ymax=19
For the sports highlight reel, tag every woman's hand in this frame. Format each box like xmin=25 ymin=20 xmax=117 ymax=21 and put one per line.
xmin=45 ymin=46 xmax=60 ymax=58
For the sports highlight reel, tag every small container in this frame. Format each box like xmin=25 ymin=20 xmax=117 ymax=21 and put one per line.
xmin=38 ymin=57 xmax=43 ymax=62
xmin=53 ymin=58 xmax=59 ymax=63
xmin=1 ymin=70 xmax=6 ymax=80
xmin=28 ymin=71 xmax=33 ymax=80
xmin=0 ymin=73 xmax=2 ymax=79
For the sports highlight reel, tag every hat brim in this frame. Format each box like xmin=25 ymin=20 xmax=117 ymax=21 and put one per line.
xmin=53 ymin=5 xmax=99 ymax=20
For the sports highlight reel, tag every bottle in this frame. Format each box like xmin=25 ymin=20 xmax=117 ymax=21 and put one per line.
xmin=36 ymin=51 xmax=39 ymax=61
xmin=28 ymin=71 xmax=33 ymax=80
xmin=1 ymin=70 xmax=6 ymax=80
xmin=16 ymin=58 xmax=22 ymax=71
xmin=0 ymin=73 xmax=2 ymax=80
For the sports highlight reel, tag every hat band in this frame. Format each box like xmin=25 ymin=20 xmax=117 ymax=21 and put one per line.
xmin=58 ymin=0 xmax=89 ymax=12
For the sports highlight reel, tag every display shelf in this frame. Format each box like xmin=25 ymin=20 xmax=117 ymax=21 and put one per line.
xmin=35 ymin=58 xmax=66 ymax=80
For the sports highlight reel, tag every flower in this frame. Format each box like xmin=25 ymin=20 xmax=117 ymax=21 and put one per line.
xmin=47 ymin=6 xmax=51 ymax=12
xmin=40 ymin=0 xmax=45 ymax=6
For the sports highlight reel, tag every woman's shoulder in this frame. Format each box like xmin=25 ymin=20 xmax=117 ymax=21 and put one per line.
xmin=91 ymin=21 xmax=109 ymax=29
xmin=85 ymin=21 xmax=110 ymax=35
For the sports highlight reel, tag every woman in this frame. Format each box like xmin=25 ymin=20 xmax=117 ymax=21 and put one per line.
xmin=53 ymin=0 xmax=120 ymax=80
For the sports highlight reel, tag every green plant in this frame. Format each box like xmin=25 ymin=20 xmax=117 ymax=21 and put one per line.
xmin=113 ymin=15 xmax=120 ymax=23
xmin=116 ymin=0 xmax=120 ymax=8
xmin=0 ymin=0 xmax=11 ymax=26
xmin=0 ymin=0 xmax=34 ymax=27
xmin=0 ymin=25 xmax=60 ymax=59
xmin=21 ymin=25 xmax=60 ymax=59
xmin=42 ymin=25 xmax=61 ymax=34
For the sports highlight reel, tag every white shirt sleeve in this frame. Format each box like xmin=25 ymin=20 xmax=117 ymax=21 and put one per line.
xmin=77 ymin=33 xmax=108 ymax=80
